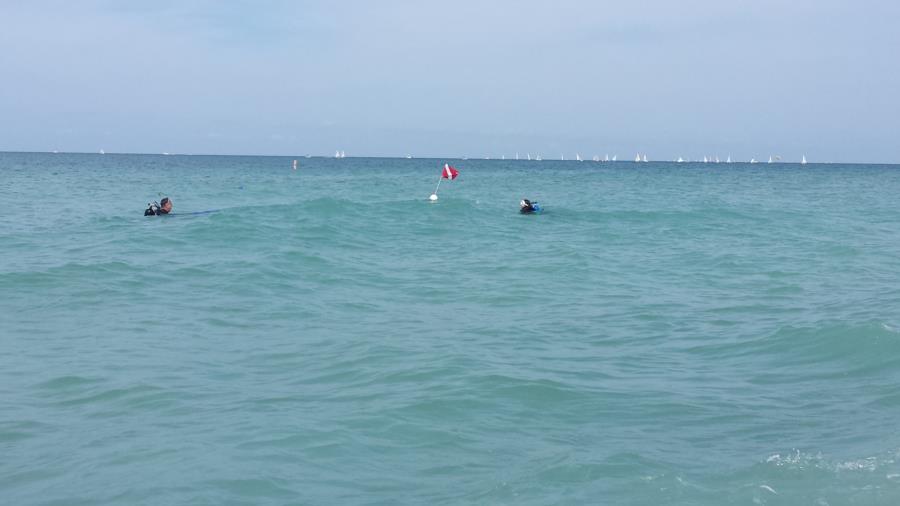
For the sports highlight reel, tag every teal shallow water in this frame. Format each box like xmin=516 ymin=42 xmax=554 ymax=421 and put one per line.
xmin=2 ymin=152 xmax=900 ymax=504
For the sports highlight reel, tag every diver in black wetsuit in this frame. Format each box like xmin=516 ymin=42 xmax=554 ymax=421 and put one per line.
xmin=520 ymin=199 xmax=538 ymax=214
xmin=144 ymin=197 xmax=172 ymax=216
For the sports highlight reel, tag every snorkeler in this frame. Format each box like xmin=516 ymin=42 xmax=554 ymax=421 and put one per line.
xmin=144 ymin=197 xmax=172 ymax=216
xmin=520 ymin=199 xmax=540 ymax=214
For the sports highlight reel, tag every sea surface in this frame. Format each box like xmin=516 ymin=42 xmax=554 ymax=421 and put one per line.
xmin=2 ymin=152 xmax=900 ymax=505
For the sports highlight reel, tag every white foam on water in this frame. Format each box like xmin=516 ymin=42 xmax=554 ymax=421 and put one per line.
xmin=759 ymin=484 xmax=777 ymax=494
xmin=766 ymin=449 xmax=898 ymax=474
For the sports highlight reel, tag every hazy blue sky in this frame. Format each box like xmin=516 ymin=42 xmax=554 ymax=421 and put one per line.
xmin=1 ymin=1 xmax=898 ymax=162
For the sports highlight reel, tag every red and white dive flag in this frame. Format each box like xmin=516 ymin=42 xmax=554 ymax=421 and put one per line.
xmin=430 ymin=163 xmax=460 ymax=201
xmin=442 ymin=164 xmax=459 ymax=180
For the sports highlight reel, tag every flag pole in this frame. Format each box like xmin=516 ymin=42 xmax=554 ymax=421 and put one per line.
xmin=430 ymin=165 xmax=445 ymax=201
xmin=433 ymin=174 xmax=443 ymax=196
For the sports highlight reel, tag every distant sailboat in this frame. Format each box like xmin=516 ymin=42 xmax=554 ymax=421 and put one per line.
xmin=592 ymin=155 xmax=600 ymax=162
xmin=676 ymin=157 xmax=684 ymax=163
xmin=801 ymin=155 xmax=807 ymax=165
xmin=768 ymin=156 xmax=773 ymax=163
xmin=715 ymin=156 xmax=720 ymax=163
xmin=635 ymin=153 xmax=641 ymax=162
xmin=604 ymin=154 xmax=609 ymax=162
xmin=750 ymin=158 xmax=758 ymax=164
xmin=515 ymin=152 xmax=519 ymax=160
xmin=99 ymin=149 xmax=105 ymax=155
xmin=612 ymin=155 xmax=617 ymax=161
xmin=642 ymin=154 xmax=648 ymax=162
xmin=406 ymin=154 xmax=412 ymax=159
xmin=703 ymin=156 xmax=708 ymax=163
xmin=726 ymin=155 xmax=732 ymax=163
xmin=527 ymin=153 xmax=531 ymax=161
xmin=536 ymin=155 xmax=542 ymax=161
xmin=576 ymin=153 xmax=583 ymax=162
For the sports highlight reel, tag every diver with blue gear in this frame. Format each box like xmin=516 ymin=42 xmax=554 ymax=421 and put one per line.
xmin=144 ymin=197 xmax=172 ymax=216
xmin=520 ymin=198 xmax=541 ymax=214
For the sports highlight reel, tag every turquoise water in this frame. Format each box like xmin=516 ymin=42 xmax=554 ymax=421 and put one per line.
xmin=3 ymin=152 xmax=900 ymax=505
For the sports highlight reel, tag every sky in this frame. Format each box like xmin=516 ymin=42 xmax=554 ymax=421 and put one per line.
xmin=1 ymin=0 xmax=898 ymax=162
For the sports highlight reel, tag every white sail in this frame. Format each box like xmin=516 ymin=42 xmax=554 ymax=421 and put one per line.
xmin=642 ymin=154 xmax=648 ymax=162
xmin=801 ymin=155 xmax=807 ymax=164
xmin=527 ymin=153 xmax=531 ymax=161
xmin=99 ymin=149 xmax=105 ymax=155
xmin=604 ymin=154 xmax=609 ymax=162
xmin=576 ymin=153 xmax=582 ymax=162
xmin=703 ymin=156 xmax=708 ymax=163
xmin=677 ymin=157 xmax=684 ymax=163
xmin=726 ymin=155 xmax=732 ymax=163
xmin=593 ymin=155 xmax=600 ymax=162
xmin=750 ymin=158 xmax=758 ymax=163
xmin=635 ymin=153 xmax=641 ymax=162
xmin=612 ymin=155 xmax=617 ymax=161
xmin=768 ymin=156 xmax=773 ymax=163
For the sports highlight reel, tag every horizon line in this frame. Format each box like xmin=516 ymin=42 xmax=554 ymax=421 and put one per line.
xmin=1 ymin=150 xmax=898 ymax=166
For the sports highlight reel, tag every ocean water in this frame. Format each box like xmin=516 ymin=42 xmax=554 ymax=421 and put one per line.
xmin=2 ymin=152 xmax=900 ymax=505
